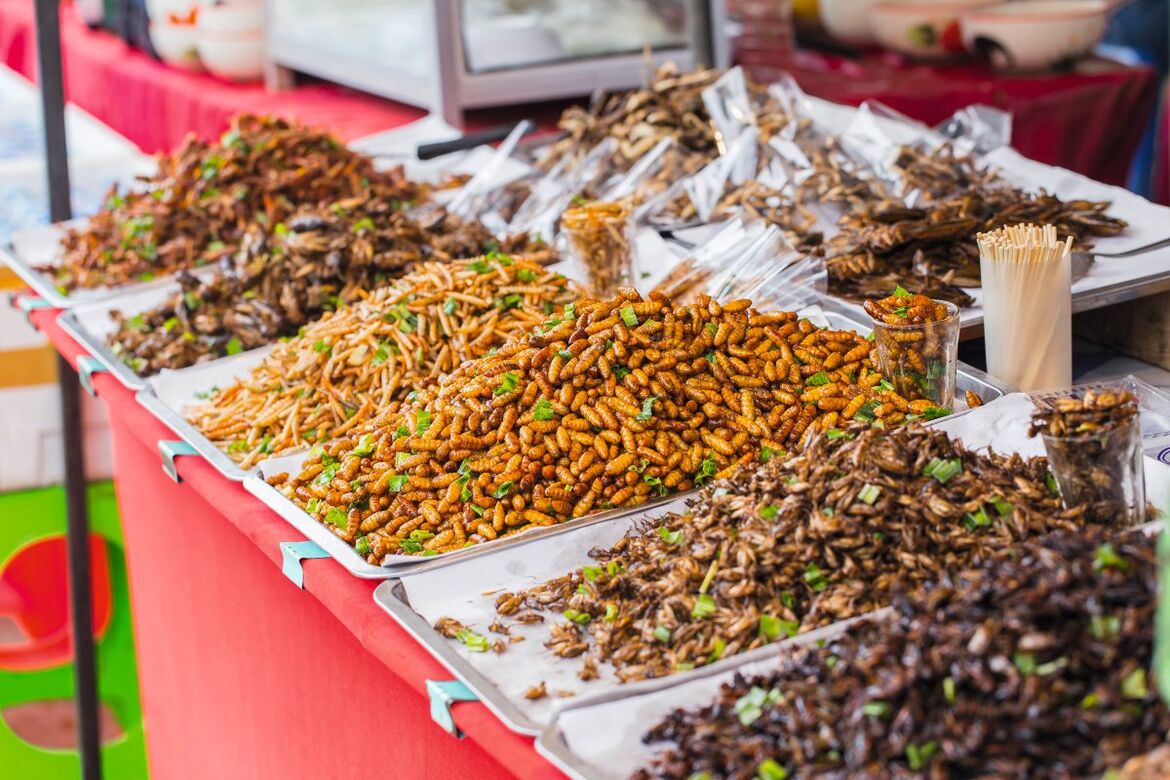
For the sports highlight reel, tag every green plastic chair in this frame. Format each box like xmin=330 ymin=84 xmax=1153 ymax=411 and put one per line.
xmin=0 ymin=482 xmax=148 ymax=778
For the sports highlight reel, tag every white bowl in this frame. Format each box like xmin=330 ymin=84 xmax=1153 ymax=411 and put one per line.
xmin=196 ymin=2 xmax=263 ymax=35
xmin=197 ymin=34 xmax=264 ymax=81
xmin=150 ymin=20 xmax=203 ymax=71
xmin=871 ymin=0 xmax=999 ymax=58
xmin=819 ymin=0 xmax=880 ymax=45
xmin=961 ymin=0 xmax=1109 ymax=71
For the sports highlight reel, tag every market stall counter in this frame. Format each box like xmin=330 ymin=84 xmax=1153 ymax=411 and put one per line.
xmin=23 ymin=304 xmax=562 ymax=780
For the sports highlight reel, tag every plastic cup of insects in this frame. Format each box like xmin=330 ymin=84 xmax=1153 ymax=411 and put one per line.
xmin=560 ymin=200 xmax=636 ymax=297
xmin=1034 ymin=391 xmax=1146 ymax=526
xmin=868 ymin=298 xmax=961 ymax=409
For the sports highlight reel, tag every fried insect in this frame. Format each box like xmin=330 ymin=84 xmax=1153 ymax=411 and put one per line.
xmin=636 ymin=529 xmax=1168 ymax=779
xmin=49 ymin=115 xmax=426 ymax=290
xmin=188 ymin=256 xmax=577 ymax=466
xmin=486 ymin=423 xmax=1111 ymax=682
xmin=106 ymin=204 xmax=549 ymax=375
xmin=274 ymin=291 xmax=916 ymax=560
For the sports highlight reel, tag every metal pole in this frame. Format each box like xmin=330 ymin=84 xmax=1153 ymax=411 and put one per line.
xmin=32 ymin=2 xmax=104 ymax=778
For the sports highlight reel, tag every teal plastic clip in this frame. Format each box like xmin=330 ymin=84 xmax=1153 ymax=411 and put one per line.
xmin=77 ymin=356 xmax=108 ymax=397
xmin=158 ymin=440 xmax=197 ymax=483
xmin=426 ymin=679 xmax=478 ymax=738
xmin=279 ymin=541 xmax=328 ymax=588
xmin=16 ymin=295 xmax=52 ymax=326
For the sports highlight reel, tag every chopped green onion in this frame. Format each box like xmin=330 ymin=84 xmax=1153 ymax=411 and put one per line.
xmin=494 ymin=371 xmax=520 ymax=396
xmin=1094 ymin=543 xmax=1129 ymax=572
xmin=533 ymin=398 xmax=555 ymax=421
xmin=857 ymin=484 xmax=881 ymax=505
xmin=563 ymin=609 xmax=591 ymax=624
xmin=863 ymin=701 xmax=892 ymax=719
xmin=455 ymin=628 xmax=490 ymax=652
xmin=225 ymin=337 xmax=243 ymax=356
xmin=636 ymin=396 xmax=658 ymax=422
xmin=386 ymin=475 xmax=409 ymax=492
xmin=806 ymin=371 xmax=831 ymax=386
xmin=324 ymin=508 xmax=347 ymax=528
xmin=691 ymin=593 xmax=717 ymax=619
xmin=923 ymin=457 xmax=962 ymax=483
xmin=760 ymin=504 xmax=779 ymax=520
xmin=493 ymin=481 xmax=514 ymax=499
xmin=352 ymin=434 xmax=376 ymax=457
xmin=657 ymin=526 xmax=684 ymax=545
xmin=620 ymin=305 xmax=638 ymax=328
xmin=804 ymin=563 xmax=829 ymax=592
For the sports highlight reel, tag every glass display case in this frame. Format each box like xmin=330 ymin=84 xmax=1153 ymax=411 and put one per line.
xmin=264 ymin=0 xmax=728 ymax=125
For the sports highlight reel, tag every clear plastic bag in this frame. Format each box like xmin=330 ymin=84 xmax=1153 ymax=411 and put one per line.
xmin=508 ymin=137 xmax=618 ymax=240
xmin=934 ymin=104 xmax=1013 ymax=156
xmin=653 ymin=218 xmax=756 ymax=301
xmin=680 ymin=129 xmax=759 ymax=223
xmin=448 ymin=120 xmax=533 ymax=220
xmin=701 ymin=66 xmax=758 ymax=155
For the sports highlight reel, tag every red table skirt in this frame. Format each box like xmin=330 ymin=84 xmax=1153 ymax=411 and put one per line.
xmin=30 ymin=307 xmax=562 ymax=780
xmin=0 ymin=0 xmax=423 ymax=151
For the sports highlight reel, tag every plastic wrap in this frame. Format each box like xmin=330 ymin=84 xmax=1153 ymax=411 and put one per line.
xmin=508 ymin=137 xmax=618 ymax=240
xmin=935 ymin=104 xmax=1013 ymax=156
xmin=701 ymin=66 xmax=758 ymax=155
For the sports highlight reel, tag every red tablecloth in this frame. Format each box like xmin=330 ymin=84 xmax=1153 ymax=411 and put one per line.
xmin=0 ymin=0 xmax=423 ymax=151
xmin=738 ymin=46 xmax=1160 ymax=187
xmin=28 ymin=307 xmax=563 ymax=780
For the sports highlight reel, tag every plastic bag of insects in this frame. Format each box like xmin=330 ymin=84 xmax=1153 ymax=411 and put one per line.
xmin=598 ymin=137 xmax=707 ymax=224
xmin=679 ymin=129 xmax=759 ymax=223
xmin=934 ymin=103 xmax=1012 ymax=156
xmin=701 ymin=65 xmax=758 ymax=156
xmin=509 ymin=137 xmax=618 ymax=240
xmin=653 ymin=218 xmax=757 ymax=302
xmin=738 ymin=243 xmax=827 ymax=312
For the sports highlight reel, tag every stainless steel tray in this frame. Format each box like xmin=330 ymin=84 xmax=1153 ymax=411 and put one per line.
xmin=534 ymin=617 xmax=871 ymax=780
xmin=134 ymin=347 xmax=275 ymax=482
xmin=56 ymin=284 xmax=179 ymax=391
xmin=2 ymin=220 xmax=213 ymax=309
xmin=2 ymin=223 xmax=83 ymax=308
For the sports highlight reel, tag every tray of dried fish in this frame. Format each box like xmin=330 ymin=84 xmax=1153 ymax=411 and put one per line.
xmin=536 ymin=525 xmax=1166 ymax=779
xmin=134 ymin=256 xmax=578 ymax=482
xmin=370 ymin=393 xmax=1170 ymax=737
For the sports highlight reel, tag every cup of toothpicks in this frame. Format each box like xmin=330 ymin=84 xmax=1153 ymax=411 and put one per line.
xmin=977 ymin=223 xmax=1073 ymax=391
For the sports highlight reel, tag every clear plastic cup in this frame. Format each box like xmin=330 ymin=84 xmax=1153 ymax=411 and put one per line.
xmin=560 ymin=201 xmax=636 ymax=297
xmin=1041 ymin=414 xmax=1146 ymax=526
xmin=870 ymin=300 xmax=961 ymax=408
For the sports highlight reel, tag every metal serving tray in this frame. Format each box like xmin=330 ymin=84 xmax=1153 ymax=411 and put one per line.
xmin=369 ymin=396 xmax=1170 ymax=740
xmin=534 ymin=617 xmax=871 ymax=780
xmin=134 ymin=346 xmax=276 ymax=482
xmin=2 ymin=219 xmax=211 ymax=309
xmin=535 ymin=516 xmax=1165 ymax=780
xmin=245 ymin=464 xmax=689 ymax=580
xmin=56 ymin=283 xmax=180 ymax=391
